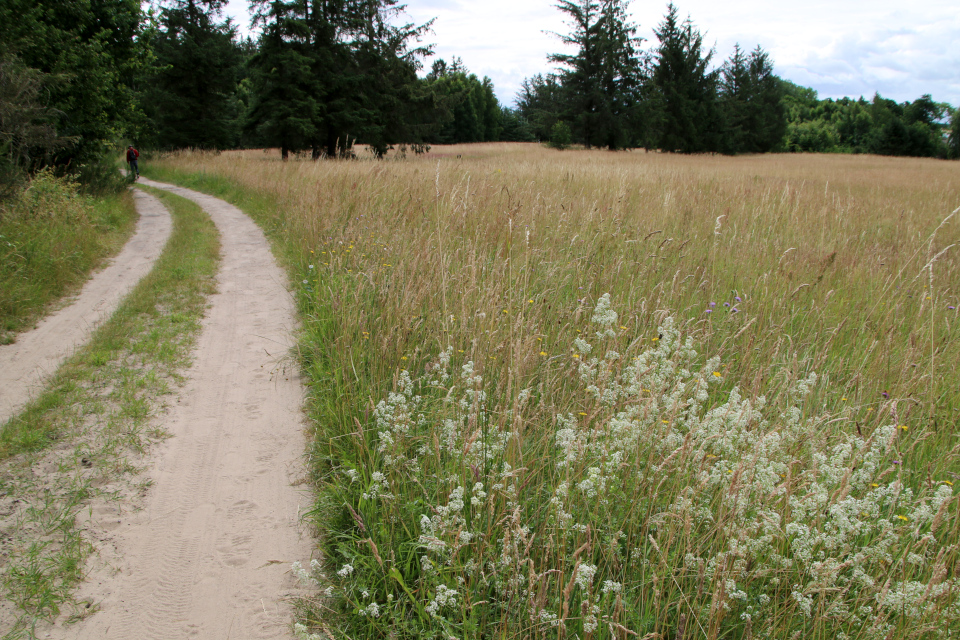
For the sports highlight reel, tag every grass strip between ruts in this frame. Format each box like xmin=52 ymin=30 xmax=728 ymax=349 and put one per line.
xmin=0 ymin=186 xmax=219 ymax=637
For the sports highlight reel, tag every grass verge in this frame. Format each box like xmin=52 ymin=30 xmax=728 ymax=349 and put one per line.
xmin=0 ymin=186 xmax=219 ymax=638
xmin=0 ymin=172 xmax=137 ymax=345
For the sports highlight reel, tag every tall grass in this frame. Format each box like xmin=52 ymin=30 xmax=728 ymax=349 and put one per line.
xmin=0 ymin=171 xmax=136 ymax=343
xmin=150 ymin=144 xmax=960 ymax=639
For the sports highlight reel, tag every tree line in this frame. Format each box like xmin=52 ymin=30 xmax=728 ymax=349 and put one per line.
xmin=1 ymin=0 xmax=957 ymax=196
xmin=518 ymin=0 xmax=786 ymax=153
xmin=782 ymin=83 xmax=957 ymax=158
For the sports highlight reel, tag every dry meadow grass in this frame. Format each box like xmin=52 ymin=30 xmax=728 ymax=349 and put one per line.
xmin=152 ymin=144 xmax=960 ymax=639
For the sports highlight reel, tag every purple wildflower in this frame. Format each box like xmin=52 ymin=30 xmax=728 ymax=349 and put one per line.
xmin=731 ymin=308 xmax=739 ymax=313
xmin=709 ymin=302 xmax=716 ymax=307
xmin=705 ymin=309 xmax=712 ymax=313
xmin=724 ymin=302 xmax=730 ymax=307
xmin=735 ymin=296 xmax=742 ymax=302
xmin=881 ymin=391 xmax=889 ymax=398
xmin=892 ymin=460 xmax=902 ymax=465
xmin=949 ymin=306 xmax=956 ymax=310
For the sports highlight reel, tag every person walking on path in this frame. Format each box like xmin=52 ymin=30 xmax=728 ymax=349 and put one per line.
xmin=126 ymin=145 xmax=140 ymax=180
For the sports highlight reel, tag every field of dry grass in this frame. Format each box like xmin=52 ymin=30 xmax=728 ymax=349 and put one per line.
xmin=149 ymin=144 xmax=960 ymax=639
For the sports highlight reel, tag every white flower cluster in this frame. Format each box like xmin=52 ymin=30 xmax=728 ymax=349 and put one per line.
xmin=339 ymin=294 xmax=959 ymax=638
xmin=425 ymin=584 xmax=459 ymax=618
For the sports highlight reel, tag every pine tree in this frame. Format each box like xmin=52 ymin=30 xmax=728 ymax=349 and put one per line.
xmin=147 ymin=0 xmax=243 ymax=150
xmin=649 ymin=3 xmax=720 ymax=153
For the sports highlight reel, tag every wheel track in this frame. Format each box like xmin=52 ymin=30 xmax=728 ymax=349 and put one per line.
xmin=42 ymin=179 xmax=311 ymax=639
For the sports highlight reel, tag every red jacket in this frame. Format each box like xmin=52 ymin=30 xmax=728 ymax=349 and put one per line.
xmin=127 ymin=148 xmax=139 ymax=162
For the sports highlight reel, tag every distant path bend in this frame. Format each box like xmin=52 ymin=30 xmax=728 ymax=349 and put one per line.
xmin=45 ymin=178 xmax=312 ymax=639
xmin=0 ymin=190 xmax=172 ymax=425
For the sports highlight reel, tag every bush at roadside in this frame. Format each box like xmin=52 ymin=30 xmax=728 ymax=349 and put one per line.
xmin=0 ymin=170 xmax=135 ymax=343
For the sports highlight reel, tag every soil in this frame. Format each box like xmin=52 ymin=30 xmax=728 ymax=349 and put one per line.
xmin=26 ymin=181 xmax=312 ymax=639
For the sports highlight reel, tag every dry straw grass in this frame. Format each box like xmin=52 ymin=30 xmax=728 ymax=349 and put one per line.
xmin=154 ymin=144 xmax=960 ymax=639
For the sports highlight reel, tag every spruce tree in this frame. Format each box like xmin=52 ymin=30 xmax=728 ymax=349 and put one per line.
xmin=147 ymin=0 xmax=243 ymax=150
xmin=549 ymin=0 xmax=642 ymax=149
xmin=719 ymin=44 xmax=785 ymax=153
xmin=248 ymin=0 xmax=318 ymax=159
xmin=747 ymin=46 xmax=785 ymax=152
xmin=649 ymin=3 xmax=720 ymax=153
xmin=248 ymin=0 xmax=432 ymax=159
xmin=718 ymin=43 xmax=749 ymax=153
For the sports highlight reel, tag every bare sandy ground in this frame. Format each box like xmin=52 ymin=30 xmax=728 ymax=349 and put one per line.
xmin=0 ymin=190 xmax=172 ymax=426
xmin=39 ymin=180 xmax=312 ymax=639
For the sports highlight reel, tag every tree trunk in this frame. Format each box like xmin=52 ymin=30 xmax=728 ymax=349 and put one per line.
xmin=326 ymin=132 xmax=337 ymax=159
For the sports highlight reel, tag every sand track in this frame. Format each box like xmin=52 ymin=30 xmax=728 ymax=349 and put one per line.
xmin=0 ymin=190 xmax=173 ymax=425
xmin=38 ymin=180 xmax=311 ymax=639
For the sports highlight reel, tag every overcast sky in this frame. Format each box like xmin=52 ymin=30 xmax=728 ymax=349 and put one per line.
xmin=223 ymin=0 xmax=960 ymax=109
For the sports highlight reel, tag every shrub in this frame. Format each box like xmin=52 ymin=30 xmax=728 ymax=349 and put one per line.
xmin=548 ymin=121 xmax=572 ymax=150
xmin=0 ymin=171 xmax=133 ymax=341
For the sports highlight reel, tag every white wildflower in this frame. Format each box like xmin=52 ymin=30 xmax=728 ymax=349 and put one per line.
xmin=426 ymin=584 xmax=459 ymax=618
xmin=575 ymin=563 xmax=597 ymax=590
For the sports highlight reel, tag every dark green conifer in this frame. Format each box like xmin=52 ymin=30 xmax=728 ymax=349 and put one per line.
xmin=147 ymin=0 xmax=244 ymax=150
xmin=649 ymin=3 xmax=720 ymax=153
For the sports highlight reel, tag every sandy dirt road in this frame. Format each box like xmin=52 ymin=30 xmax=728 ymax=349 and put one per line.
xmin=41 ymin=180 xmax=312 ymax=639
xmin=0 ymin=190 xmax=172 ymax=426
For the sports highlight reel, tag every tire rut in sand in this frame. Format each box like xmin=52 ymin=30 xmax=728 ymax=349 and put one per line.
xmin=41 ymin=179 xmax=312 ymax=639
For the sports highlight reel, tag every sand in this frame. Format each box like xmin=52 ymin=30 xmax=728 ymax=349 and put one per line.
xmin=35 ymin=180 xmax=313 ymax=639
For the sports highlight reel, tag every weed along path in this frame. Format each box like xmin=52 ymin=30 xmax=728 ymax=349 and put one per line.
xmin=0 ymin=190 xmax=172 ymax=426
xmin=44 ymin=179 xmax=311 ymax=639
